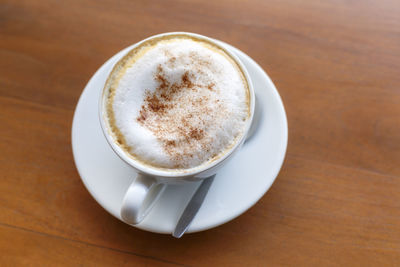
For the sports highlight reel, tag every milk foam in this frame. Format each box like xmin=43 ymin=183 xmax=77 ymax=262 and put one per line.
xmin=106 ymin=36 xmax=249 ymax=170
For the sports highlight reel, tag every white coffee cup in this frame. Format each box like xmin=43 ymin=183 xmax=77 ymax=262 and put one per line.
xmin=99 ymin=32 xmax=255 ymax=225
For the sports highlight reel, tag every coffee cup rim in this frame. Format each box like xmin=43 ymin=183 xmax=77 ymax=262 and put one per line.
xmin=99 ymin=32 xmax=255 ymax=179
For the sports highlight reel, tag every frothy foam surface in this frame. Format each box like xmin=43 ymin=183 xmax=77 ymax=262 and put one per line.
xmin=105 ymin=35 xmax=250 ymax=170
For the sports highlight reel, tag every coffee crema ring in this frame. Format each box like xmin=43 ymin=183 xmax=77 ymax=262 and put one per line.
xmin=104 ymin=34 xmax=250 ymax=170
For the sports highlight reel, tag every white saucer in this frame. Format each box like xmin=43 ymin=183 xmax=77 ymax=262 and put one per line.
xmin=71 ymin=40 xmax=288 ymax=234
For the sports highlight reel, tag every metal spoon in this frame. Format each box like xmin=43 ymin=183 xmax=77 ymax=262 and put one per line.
xmin=172 ymin=175 xmax=215 ymax=238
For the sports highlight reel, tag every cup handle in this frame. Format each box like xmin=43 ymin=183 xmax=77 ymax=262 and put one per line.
xmin=120 ymin=174 xmax=167 ymax=225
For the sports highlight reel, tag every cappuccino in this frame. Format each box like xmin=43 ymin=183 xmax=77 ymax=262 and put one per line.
xmin=103 ymin=34 xmax=250 ymax=170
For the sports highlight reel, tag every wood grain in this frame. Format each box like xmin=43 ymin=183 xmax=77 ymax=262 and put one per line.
xmin=0 ymin=224 xmax=179 ymax=266
xmin=1 ymin=0 xmax=399 ymax=265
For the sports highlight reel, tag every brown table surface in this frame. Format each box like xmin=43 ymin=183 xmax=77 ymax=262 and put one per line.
xmin=1 ymin=0 xmax=400 ymax=266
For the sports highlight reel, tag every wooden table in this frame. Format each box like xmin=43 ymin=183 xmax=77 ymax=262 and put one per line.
xmin=1 ymin=0 xmax=399 ymax=265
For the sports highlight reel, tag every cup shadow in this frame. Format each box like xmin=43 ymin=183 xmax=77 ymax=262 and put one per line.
xmin=245 ymin=94 xmax=262 ymax=143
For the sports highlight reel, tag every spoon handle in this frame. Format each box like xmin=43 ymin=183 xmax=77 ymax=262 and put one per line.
xmin=172 ymin=175 xmax=216 ymax=238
